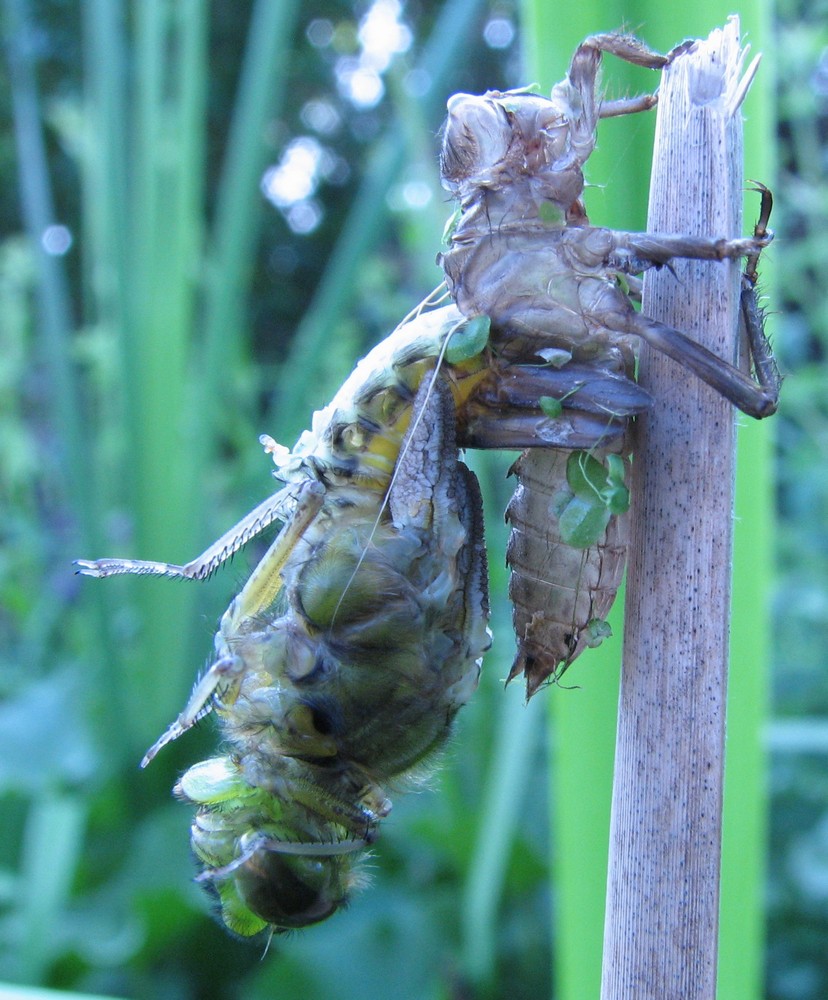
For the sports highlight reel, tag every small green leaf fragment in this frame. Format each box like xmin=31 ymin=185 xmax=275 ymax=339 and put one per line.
xmin=566 ymin=451 xmax=607 ymax=500
xmin=442 ymin=205 xmax=462 ymax=244
xmin=601 ymin=454 xmax=630 ymax=513
xmin=584 ymin=618 xmax=613 ymax=648
xmin=445 ymin=315 xmax=490 ymax=362
xmin=558 ymin=496 xmax=611 ymax=547
xmin=539 ymin=201 xmax=565 ymax=225
xmin=603 ymin=484 xmax=630 ymax=515
xmin=539 ymin=395 xmax=563 ymax=418
xmin=565 ymin=451 xmax=629 ymax=514
xmin=536 ymin=347 xmax=572 ymax=368
xmin=605 ymin=454 xmax=626 ymax=482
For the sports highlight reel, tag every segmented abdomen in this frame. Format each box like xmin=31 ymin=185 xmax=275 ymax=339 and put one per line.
xmin=505 ymin=445 xmax=629 ymax=696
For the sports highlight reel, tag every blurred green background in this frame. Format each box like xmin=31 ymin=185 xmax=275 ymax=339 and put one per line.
xmin=1 ymin=1 xmax=825 ymax=998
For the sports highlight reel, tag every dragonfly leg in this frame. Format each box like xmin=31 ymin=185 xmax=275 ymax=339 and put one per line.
xmin=739 ymin=280 xmax=781 ymax=408
xmin=743 ymin=181 xmax=773 ymax=286
xmin=75 ymin=482 xmax=301 ymax=581
xmin=459 ymin=362 xmax=652 ymax=450
xmin=573 ymin=32 xmax=669 ymax=73
xmin=739 ymin=183 xmax=782 ymax=404
xmin=607 ymin=184 xmax=774 ymax=276
xmin=140 ymin=479 xmax=327 ymax=766
xmin=625 ymin=312 xmax=778 ymax=418
xmin=599 ymin=92 xmax=659 ymax=119
xmin=218 ymin=480 xmax=326 ymax=632
xmin=611 ymin=182 xmax=779 ymax=418
xmin=140 ymin=653 xmax=245 ymax=767
xmin=608 ymin=229 xmax=771 ymax=274
xmin=559 ymin=34 xmax=669 ymax=167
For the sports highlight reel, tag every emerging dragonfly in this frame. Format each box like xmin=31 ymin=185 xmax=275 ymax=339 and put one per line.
xmin=76 ymin=32 xmax=778 ymax=935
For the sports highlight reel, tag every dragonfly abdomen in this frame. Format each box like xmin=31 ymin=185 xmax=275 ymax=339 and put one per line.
xmin=505 ymin=446 xmax=629 ymax=695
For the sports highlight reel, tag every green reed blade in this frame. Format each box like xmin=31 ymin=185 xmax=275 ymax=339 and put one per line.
xmin=197 ymin=0 xmax=300 ymax=446
xmin=17 ymin=792 xmax=86 ymax=983
xmin=4 ymin=0 xmax=97 ymax=542
xmin=521 ymin=4 xmax=773 ymax=999
xmin=270 ymin=0 xmax=488 ymax=444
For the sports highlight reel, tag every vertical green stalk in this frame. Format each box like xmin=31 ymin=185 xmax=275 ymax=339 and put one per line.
xmin=3 ymin=0 xmax=98 ymax=541
xmin=461 ymin=685 xmax=543 ymax=986
xmin=196 ymin=0 xmax=300 ymax=449
xmin=17 ymin=793 xmax=86 ymax=983
xmin=80 ymin=1 xmax=299 ymax=752
xmin=79 ymin=0 xmax=136 ymax=747
xmin=2 ymin=7 xmax=94 ymax=961
xmin=270 ymin=0 xmax=488 ymax=444
xmin=460 ymin=457 xmax=543 ymax=989
xmin=6 ymin=0 xmax=122 ymax=757
xmin=110 ymin=0 xmax=206 ymax=741
xmin=718 ymin=6 xmax=773 ymax=999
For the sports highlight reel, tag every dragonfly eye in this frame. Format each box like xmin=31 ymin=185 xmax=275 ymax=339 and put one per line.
xmin=440 ymin=94 xmax=512 ymax=190
xmin=234 ymin=848 xmax=346 ymax=930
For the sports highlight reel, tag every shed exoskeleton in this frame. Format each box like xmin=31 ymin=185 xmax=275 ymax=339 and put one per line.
xmin=438 ymin=33 xmax=778 ymax=691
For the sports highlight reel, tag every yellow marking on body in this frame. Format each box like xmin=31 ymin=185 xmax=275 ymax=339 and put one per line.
xmin=233 ymin=484 xmax=325 ymax=624
xmin=348 ymin=359 xmax=491 ymax=484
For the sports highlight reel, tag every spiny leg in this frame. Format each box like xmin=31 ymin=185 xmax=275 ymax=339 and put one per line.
xmin=608 ymin=228 xmax=772 ymax=274
xmin=136 ymin=481 xmax=326 ymax=764
xmin=604 ymin=185 xmax=779 ymax=417
xmin=74 ymin=482 xmax=302 ymax=581
xmin=562 ymin=33 xmax=669 ymax=160
xmin=739 ymin=183 xmax=781 ymax=407
xmin=626 ymin=312 xmax=777 ymax=418
xmin=577 ymin=32 xmax=671 ymax=70
xmin=141 ymin=654 xmax=244 ymax=767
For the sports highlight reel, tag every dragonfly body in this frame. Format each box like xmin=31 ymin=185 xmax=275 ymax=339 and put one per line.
xmin=171 ymin=370 xmax=491 ymax=935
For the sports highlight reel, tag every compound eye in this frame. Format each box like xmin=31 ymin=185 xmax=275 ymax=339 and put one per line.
xmin=536 ymin=105 xmax=567 ymax=132
xmin=528 ymin=109 xmax=569 ymax=168
xmin=281 ymin=698 xmax=340 ymax=759
xmin=441 ymin=94 xmax=512 ymax=186
xmin=235 ymin=849 xmax=346 ymax=930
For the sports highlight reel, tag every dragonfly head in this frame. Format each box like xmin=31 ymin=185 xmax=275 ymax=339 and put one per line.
xmin=179 ymin=758 xmax=371 ymax=935
xmin=441 ymin=90 xmax=585 ymax=220
xmin=221 ymin=841 xmax=354 ymax=932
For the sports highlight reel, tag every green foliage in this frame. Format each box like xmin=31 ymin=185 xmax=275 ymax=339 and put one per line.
xmin=554 ymin=451 xmax=629 ymax=548
xmin=3 ymin=0 xmax=827 ymax=997
xmin=767 ymin=1 xmax=828 ymax=998
xmin=1 ymin=1 xmax=551 ymax=997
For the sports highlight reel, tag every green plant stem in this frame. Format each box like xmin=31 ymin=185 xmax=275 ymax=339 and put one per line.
xmin=269 ymin=0 xmax=488 ymax=444
xmin=17 ymin=793 xmax=86 ymax=983
xmin=196 ymin=0 xmax=300 ymax=446
xmin=5 ymin=0 xmax=122 ymax=748
xmin=520 ymin=6 xmax=652 ymax=998
xmin=461 ymin=684 xmax=541 ymax=985
xmin=3 ymin=0 xmax=98 ymax=546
